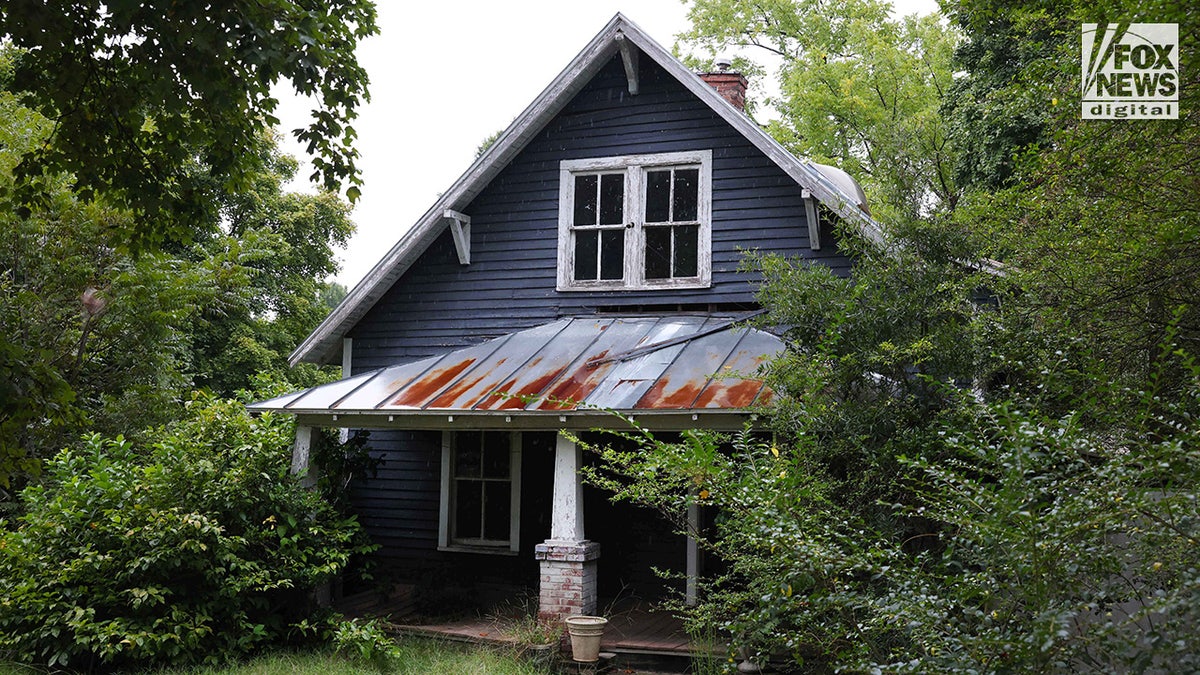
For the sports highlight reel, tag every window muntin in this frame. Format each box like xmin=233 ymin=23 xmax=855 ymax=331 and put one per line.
xmin=558 ymin=151 xmax=711 ymax=291
xmin=572 ymin=173 xmax=626 ymax=282
xmin=643 ymin=167 xmax=701 ymax=280
xmin=439 ymin=431 xmax=521 ymax=553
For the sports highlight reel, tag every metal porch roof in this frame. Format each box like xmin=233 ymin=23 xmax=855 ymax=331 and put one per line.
xmin=252 ymin=315 xmax=782 ymax=424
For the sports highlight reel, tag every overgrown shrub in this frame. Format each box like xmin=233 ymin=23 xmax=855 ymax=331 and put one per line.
xmin=0 ymin=393 xmax=375 ymax=670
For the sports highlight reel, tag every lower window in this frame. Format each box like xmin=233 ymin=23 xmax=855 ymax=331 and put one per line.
xmin=439 ymin=430 xmax=521 ymax=553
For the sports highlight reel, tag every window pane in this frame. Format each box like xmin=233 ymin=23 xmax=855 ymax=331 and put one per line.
xmin=673 ymin=169 xmax=699 ymax=222
xmin=600 ymin=229 xmax=624 ymax=280
xmin=599 ymin=174 xmax=624 ymax=225
xmin=574 ymin=230 xmax=598 ymax=281
xmin=645 ymin=170 xmax=671 ymax=223
xmin=573 ymin=175 xmax=597 ymax=226
xmin=644 ymin=226 xmax=671 ymax=280
xmin=482 ymin=432 xmax=510 ymax=478
xmin=454 ymin=480 xmax=482 ymax=539
xmin=674 ymin=224 xmax=699 ymax=277
xmin=455 ymin=431 xmax=481 ymax=477
xmin=483 ymin=482 xmax=511 ymax=540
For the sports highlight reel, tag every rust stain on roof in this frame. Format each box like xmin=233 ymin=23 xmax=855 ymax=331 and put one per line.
xmin=429 ymin=370 xmax=492 ymax=408
xmin=497 ymin=366 xmax=567 ymax=410
xmin=636 ymin=377 xmax=704 ymax=409
xmin=392 ymin=358 xmax=476 ymax=407
xmin=477 ymin=377 xmax=520 ymax=409
xmin=694 ymin=379 xmax=765 ymax=408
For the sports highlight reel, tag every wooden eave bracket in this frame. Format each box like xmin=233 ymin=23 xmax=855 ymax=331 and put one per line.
xmin=445 ymin=209 xmax=471 ymax=265
xmin=615 ymin=32 xmax=639 ymax=95
xmin=801 ymin=189 xmax=821 ymax=251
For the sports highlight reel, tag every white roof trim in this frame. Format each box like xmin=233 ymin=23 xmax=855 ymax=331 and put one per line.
xmin=292 ymin=13 xmax=886 ymax=365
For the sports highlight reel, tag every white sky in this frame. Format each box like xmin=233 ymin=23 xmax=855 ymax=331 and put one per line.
xmin=272 ymin=0 xmax=939 ymax=289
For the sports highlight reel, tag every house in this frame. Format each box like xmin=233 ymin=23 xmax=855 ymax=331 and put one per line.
xmin=249 ymin=14 xmax=878 ymax=623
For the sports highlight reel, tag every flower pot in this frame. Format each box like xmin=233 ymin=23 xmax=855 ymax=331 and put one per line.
xmin=523 ymin=642 xmax=557 ymax=669
xmin=564 ymin=615 xmax=608 ymax=663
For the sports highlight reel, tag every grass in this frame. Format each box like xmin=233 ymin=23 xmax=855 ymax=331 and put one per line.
xmin=0 ymin=637 xmax=552 ymax=675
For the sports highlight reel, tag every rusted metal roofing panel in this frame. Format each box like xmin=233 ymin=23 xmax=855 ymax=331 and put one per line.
xmin=635 ymin=331 xmax=743 ymax=409
xmin=693 ymin=328 xmax=782 ymax=408
xmin=250 ymin=315 xmax=782 ymax=417
xmin=466 ymin=317 xmax=609 ymax=411
xmin=431 ymin=319 xmax=572 ymax=410
xmin=525 ymin=317 xmax=662 ymax=411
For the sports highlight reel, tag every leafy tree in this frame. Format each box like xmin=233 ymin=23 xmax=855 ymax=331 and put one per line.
xmin=941 ymin=1 xmax=1068 ymax=190
xmin=186 ymin=132 xmax=355 ymax=396
xmin=681 ymin=0 xmax=961 ymax=221
xmin=0 ymin=66 xmax=210 ymax=485
xmin=0 ymin=0 xmax=377 ymax=250
xmin=882 ymin=381 xmax=1200 ymax=673
xmin=320 ymin=281 xmax=350 ymax=313
xmin=0 ymin=394 xmax=374 ymax=670
xmin=947 ymin=0 xmax=1200 ymax=401
xmin=0 ymin=59 xmax=352 ymax=487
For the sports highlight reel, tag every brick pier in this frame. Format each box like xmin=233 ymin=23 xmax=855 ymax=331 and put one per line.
xmin=534 ymin=540 xmax=601 ymax=621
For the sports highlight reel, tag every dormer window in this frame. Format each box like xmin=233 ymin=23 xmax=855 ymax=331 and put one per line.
xmin=557 ymin=150 xmax=711 ymax=291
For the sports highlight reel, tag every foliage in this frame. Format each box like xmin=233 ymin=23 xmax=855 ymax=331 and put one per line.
xmin=871 ymin=386 xmax=1200 ymax=673
xmin=954 ymin=14 xmax=1199 ymax=404
xmin=331 ymin=619 xmax=401 ymax=672
xmin=748 ymin=221 xmax=983 ymax=515
xmin=0 ymin=156 xmax=213 ymax=486
xmin=0 ymin=1 xmax=377 ymax=249
xmin=0 ymin=63 xmax=353 ymax=489
xmin=680 ymin=0 xmax=961 ymax=221
xmin=0 ymin=394 xmax=375 ymax=671
xmin=186 ymin=131 xmax=355 ymax=397
xmin=586 ymin=352 xmax=1200 ymax=672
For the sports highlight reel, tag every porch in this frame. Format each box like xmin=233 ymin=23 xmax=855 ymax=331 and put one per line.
xmin=336 ymin=582 xmax=717 ymax=672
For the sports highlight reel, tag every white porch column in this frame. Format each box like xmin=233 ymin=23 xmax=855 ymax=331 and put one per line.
xmin=291 ymin=424 xmax=318 ymax=489
xmin=550 ymin=432 xmax=585 ymax=542
xmin=535 ymin=432 xmax=600 ymax=621
xmin=338 ymin=338 xmax=352 ymax=444
xmin=687 ymin=502 xmax=700 ymax=606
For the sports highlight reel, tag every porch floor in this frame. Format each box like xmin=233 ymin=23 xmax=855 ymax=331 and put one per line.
xmin=337 ymin=584 xmax=718 ymax=672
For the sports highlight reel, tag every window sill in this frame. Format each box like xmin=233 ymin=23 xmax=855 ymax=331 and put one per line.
xmin=556 ymin=279 xmax=712 ymax=292
xmin=438 ymin=544 xmax=520 ymax=556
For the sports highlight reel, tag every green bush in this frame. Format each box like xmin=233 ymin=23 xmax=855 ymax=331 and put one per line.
xmin=0 ymin=394 xmax=375 ymax=670
xmin=331 ymin=618 xmax=401 ymax=672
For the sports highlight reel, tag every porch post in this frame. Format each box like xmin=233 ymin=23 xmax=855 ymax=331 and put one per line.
xmin=291 ymin=424 xmax=318 ymax=489
xmin=686 ymin=502 xmax=700 ymax=606
xmin=535 ymin=433 xmax=600 ymax=621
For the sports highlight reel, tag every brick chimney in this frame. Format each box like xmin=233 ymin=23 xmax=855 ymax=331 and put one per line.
xmin=699 ymin=70 xmax=748 ymax=111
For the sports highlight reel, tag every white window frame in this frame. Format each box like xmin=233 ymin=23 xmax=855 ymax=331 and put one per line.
xmin=557 ymin=150 xmax=712 ymax=291
xmin=438 ymin=430 xmax=522 ymax=555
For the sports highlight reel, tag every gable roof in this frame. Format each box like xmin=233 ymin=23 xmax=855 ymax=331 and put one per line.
xmin=258 ymin=314 xmax=782 ymax=429
xmin=292 ymin=13 xmax=885 ymax=366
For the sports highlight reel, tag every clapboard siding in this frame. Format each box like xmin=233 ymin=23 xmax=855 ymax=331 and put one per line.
xmin=349 ymin=53 xmax=852 ymax=372
xmin=349 ymin=430 xmax=442 ymax=566
xmin=351 ymin=429 xmax=554 ymax=589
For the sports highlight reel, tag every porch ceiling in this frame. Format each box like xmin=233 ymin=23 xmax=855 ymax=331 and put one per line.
xmin=250 ymin=315 xmax=782 ymax=428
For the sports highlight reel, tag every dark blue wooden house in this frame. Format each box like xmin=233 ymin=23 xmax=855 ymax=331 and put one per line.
xmin=251 ymin=14 xmax=878 ymax=622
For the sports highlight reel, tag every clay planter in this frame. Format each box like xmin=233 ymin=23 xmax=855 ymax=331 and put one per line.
xmin=564 ymin=615 xmax=608 ymax=663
